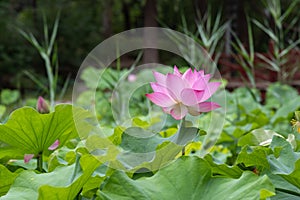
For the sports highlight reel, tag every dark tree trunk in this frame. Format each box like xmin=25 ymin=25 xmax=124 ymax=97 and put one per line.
xmin=122 ymin=1 xmax=131 ymax=30
xmin=143 ymin=0 xmax=159 ymax=64
xmin=224 ymin=0 xmax=247 ymax=50
xmin=236 ymin=0 xmax=247 ymax=46
xmin=103 ymin=0 xmax=113 ymax=38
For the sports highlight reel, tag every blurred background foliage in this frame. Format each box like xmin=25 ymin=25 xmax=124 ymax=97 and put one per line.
xmin=1 ymin=0 xmax=300 ymax=90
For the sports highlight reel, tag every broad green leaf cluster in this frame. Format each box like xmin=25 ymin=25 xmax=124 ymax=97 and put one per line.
xmin=0 ymin=80 xmax=300 ymax=199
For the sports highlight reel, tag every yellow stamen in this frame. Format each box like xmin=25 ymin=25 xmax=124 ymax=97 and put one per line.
xmin=291 ymin=119 xmax=300 ymax=133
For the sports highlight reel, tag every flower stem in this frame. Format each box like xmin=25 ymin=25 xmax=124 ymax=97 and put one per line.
xmin=44 ymin=56 xmax=55 ymax=109
xmin=180 ymin=117 xmax=186 ymax=156
xmin=36 ymin=152 xmax=44 ymax=172
xmin=181 ymin=147 xmax=185 ymax=156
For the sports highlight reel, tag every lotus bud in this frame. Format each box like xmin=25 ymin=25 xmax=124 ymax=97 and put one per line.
xmin=128 ymin=74 xmax=137 ymax=82
xmin=24 ymin=154 xmax=34 ymax=163
xmin=36 ymin=96 xmax=50 ymax=114
xmin=48 ymin=139 xmax=60 ymax=150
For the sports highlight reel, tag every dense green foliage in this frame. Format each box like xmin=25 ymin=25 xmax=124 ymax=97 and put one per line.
xmin=1 ymin=0 xmax=300 ymax=199
xmin=1 ymin=68 xmax=300 ymax=199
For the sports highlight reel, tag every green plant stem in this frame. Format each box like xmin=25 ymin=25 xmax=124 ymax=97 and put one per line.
xmin=75 ymin=189 xmax=83 ymax=200
xmin=44 ymin=56 xmax=55 ymax=109
xmin=17 ymin=13 xmax=59 ymax=110
xmin=180 ymin=117 xmax=186 ymax=156
xmin=36 ymin=152 xmax=43 ymax=172
xmin=181 ymin=146 xmax=185 ymax=156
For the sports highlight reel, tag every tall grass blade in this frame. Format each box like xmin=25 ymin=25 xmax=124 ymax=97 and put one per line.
xmin=252 ymin=19 xmax=278 ymax=43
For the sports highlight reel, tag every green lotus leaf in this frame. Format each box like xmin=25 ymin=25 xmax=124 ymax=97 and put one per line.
xmin=280 ymin=159 xmax=300 ymax=190
xmin=238 ymin=129 xmax=281 ymax=147
xmin=0 ymin=89 xmax=20 ymax=105
xmin=204 ymin=154 xmax=243 ymax=178
xmin=99 ymin=156 xmax=275 ymax=200
xmin=268 ymin=136 xmax=300 ymax=175
xmin=271 ymin=96 xmax=300 ymax=124
xmin=0 ymin=154 xmax=100 ymax=200
xmin=0 ymin=104 xmax=82 ymax=156
xmin=236 ymin=146 xmax=270 ymax=169
xmin=0 ymin=164 xmax=22 ymax=196
xmin=266 ymin=172 xmax=300 ymax=199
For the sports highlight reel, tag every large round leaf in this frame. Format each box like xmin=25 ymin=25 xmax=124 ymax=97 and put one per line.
xmin=99 ymin=156 xmax=275 ymax=199
xmin=0 ymin=155 xmax=100 ymax=200
xmin=0 ymin=104 xmax=78 ymax=156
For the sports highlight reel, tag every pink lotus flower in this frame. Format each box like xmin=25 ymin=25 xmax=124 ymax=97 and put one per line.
xmin=48 ymin=139 xmax=60 ymax=150
xmin=36 ymin=96 xmax=50 ymax=114
xmin=146 ymin=66 xmax=221 ymax=120
xmin=24 ymin=154 xmax=34 ymax=163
